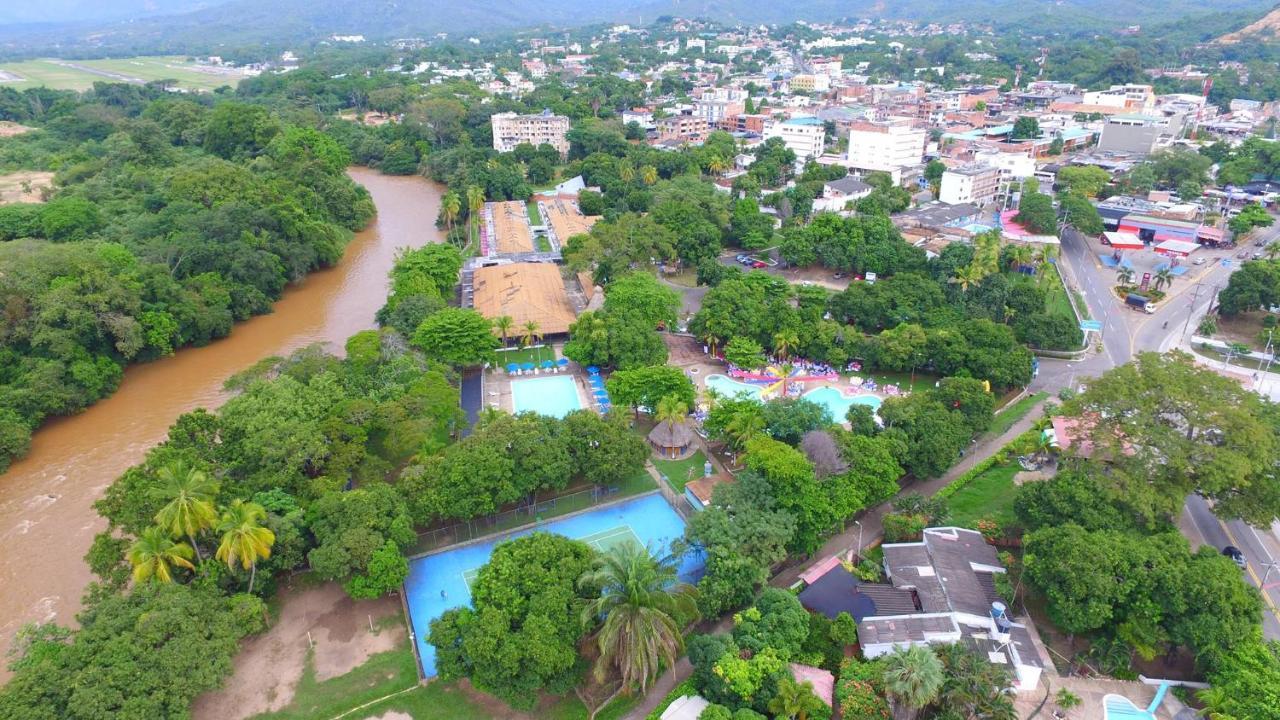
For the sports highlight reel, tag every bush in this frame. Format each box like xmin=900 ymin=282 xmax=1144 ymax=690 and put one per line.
xmin=834 ymin=658 xmax=891 ymax=720
xmin=882 ymin=512 xmax=926 ymax=542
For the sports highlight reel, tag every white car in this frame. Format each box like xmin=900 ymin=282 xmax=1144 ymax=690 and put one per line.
xmin=1192 ymin=256 xmax=1207 ymax=265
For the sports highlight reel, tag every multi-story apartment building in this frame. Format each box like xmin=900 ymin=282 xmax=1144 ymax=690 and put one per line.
xmin=764 ymin=116 xmax=827 ymax=161
xmin=719 ymin=113 xmax=769 ymax=134
xmin=693 ymin=87 xmax=747 ymax=124
xmin=939 ymin=164 xmax=1001 ymax=206
xmin=1097 ymin=113 xmax=1185 ymax=155
xmin=846 ymin=119 xmax=926 ymax=182
xmin=656 ymin=114 xmax=711 ymax=143
xmin=490 ymin=110 xmax=571 ymax=157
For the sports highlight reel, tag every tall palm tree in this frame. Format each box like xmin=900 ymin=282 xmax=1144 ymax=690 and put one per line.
xmin=619 ymin=163 xmax=636 ymax=184
xmin=1005 ymin=244 xmax=1033 ymax=271
xmin=1267 ymin=243 xmax=1280 ymax=262
xmin=655 ymin=395 xmax=689 ymax=426
xmin=700 ymin=386 xmax=723 ymax=413
xmin=708 ymin=155 xmax=730 ymax=176
xmin=215 ymin=499 xmax=275 ymax=594
xmin=724 ymin=406 xmax=765 ymax=451
xmin=768 ymin=677 xmax=826 ymax=720
xmin=773 ymin=330 xmax=799 ymax=360
xmin=150 ymin=460 xmax=219 ymax=562
xmin=493 ymin=315 xmax=514 ymax=348
xmin=640 ymin=165 xmax=658 ymax=185
xmin=704 ymin=332 xmax=723 ymax=357
xmin=128 ymin=526 xmax=195 ymax=584
xmin=952 ymin=264 xmax=986 ymax=293
xmin=1153 ymin=267 xmax=1174 ymax=291
xmin=466 ymin=185 xmax=485 ymax=248
xmin=579 ymin=542 xmax=699 ymax=694
xmin=521 ymin=320 xmax=541 ymax=348
xmin=1117 ymin=266 xmax=1135 ymax=285
xmin=440 ymin=190 xmax=461 ymax=244
xmin=882 ymin=645 xmax=945 ymax=720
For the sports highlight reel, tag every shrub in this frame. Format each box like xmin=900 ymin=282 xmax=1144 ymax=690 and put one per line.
xmin=882 ymin=512 xmax=926 ymax=542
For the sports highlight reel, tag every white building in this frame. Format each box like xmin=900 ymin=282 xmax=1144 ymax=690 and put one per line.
xmin=846 ymin=119 xmax=926 ymax=183
xmin=1081 ymin=84 xmax=1156 ymax=113
xmin=764 ymin=116 xmax=827 ymax=162
xmin=693 ymin=87 xmax=747 ymax=124
xmin=940 ymin=165 xmax=1001 ymax=206
xmin=490 ymin=110 xmax=571 ymax=157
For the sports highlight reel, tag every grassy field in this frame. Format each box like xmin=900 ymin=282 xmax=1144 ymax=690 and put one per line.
xmin=527 ymin=200 xmax=543 ymax=225
xmin=946 ymin=463 xmax=1021 ymax=531
xmin=0 ymin=56 xmax=247 ymax=92
xmin=496 ymin=345 xmax=558 ymax=366
xmin=652 ymin=450 xmax=707 ymax=492
xmin=987 ymin=391 xmax=1048 ymax=437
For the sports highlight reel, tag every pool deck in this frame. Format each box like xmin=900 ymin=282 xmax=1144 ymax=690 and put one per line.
xmin=484 ymin=343 xmax=594 ymax=416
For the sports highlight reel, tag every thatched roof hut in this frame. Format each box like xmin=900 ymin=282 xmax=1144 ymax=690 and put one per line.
xmin=649 ymin=419 xmax=696 ymax=458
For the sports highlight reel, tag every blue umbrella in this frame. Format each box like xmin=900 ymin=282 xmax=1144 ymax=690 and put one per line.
xmin=557 ymin=358 xmax=569 ymax=366
xmin=593 ymin=389 xmax=610 ymax=396
xmin=506 ymin=363 xmax=519 ymax=373
xmin=589 ymin=376 xmax=605 ymax=384
xmin=586 ymin=366 xmax=600 ymax=375
xmin=521 ymin=362 xmax=535 ymax=371
xmin=541 ymin=360 xmax=554 ymax=369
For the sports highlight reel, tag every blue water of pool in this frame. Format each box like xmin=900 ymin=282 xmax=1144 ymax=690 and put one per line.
xmin=403 ymin=493 xmax=703 ymax=677
xmin=510 ymin=374 xmax=582 ymax=418
xmin=803 ymin=386 xmax=882 ymax=421
xmin=704 ymin=373 xmax=764 ymax=400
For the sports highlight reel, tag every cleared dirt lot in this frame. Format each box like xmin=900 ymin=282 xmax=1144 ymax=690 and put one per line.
xmin=192 ymin=579 xmax=403 ymax=720
xmin=0 ymin=171 xmax=54 ymax=204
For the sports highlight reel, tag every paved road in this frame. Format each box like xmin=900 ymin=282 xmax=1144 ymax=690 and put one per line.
xmin=1183 ymin=495 xmax=1280 ymax=640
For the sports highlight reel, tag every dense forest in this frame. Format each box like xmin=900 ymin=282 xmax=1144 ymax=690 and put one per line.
xmin=0 ymin=83 xmax=374 ymax=471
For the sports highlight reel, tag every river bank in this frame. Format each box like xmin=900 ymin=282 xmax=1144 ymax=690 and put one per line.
xmin=0 ymin=168 xmax=444 ymax=673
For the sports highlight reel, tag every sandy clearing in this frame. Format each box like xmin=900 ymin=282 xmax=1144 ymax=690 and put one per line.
xmin=0 ymin=171 xmax=54 ymax=204
xmin=0 ymin=120 xmax=32 ymax=136
xmin=192 ymin=580 xmax=403 ymax=720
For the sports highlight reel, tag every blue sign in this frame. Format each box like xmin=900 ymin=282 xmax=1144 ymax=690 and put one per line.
xmin=1222 ymin=260 xmax=1232 ymax=268
xmin=1080 ymin=320 xmax=1104 ymax=332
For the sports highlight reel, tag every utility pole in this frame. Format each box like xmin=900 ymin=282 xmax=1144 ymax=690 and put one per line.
xmin=1182 ymin=281 xmax=1204 ymax=337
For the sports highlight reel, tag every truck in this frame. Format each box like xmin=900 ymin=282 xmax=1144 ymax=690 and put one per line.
xmin=1125 ymin=294 xmax=1156 ymax=314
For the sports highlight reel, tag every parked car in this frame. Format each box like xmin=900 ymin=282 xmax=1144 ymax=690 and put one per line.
xmin=751 ymin=261 xmax=767 ymax=269
xmin=735 ymin=254 xmax=748 ymax=263
xmin=833 ymin=272 xmax=846 ymax=279
xmin=1222 ymin=545 xmax=1247 ymax=569
xmin=1238 ymin=250 xmax=1250 ymax=259
xmin=1254 ymin=252 xmax=1264 ymax=260
xmin=1192 ymin=256 xmax=1207 ymax=265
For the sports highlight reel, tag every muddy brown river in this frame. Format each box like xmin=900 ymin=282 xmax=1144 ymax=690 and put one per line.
xmin=0 ymin=168 xmax=443 ymax=673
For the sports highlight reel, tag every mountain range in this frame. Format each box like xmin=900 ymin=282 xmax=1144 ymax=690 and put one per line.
xmin=0 ymin=0 xmax=1274 ymax=58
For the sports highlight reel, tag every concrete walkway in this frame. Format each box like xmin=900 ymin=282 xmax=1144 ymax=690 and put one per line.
xmin=620 ymin=399 xmax=1050 ymax=719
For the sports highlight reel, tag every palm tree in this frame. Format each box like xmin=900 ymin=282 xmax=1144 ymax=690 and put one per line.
xmin=521 ymin=320 xmax=541 ymax=348
xmin=882 ymin=645 xmax=945 ymax=720
xmin=1005 ymin=244 xmax=1033 ymax=271
xmin=768 ymin=677 xmax=826 ymax=720
xmin=700 ymin=386 xmax=723 ymax=413
xmin=440 ymin=190 xmax=461 ymax=244
xmin=773 ymin=330 xmax=799 ymax=360
xmin=704 ymin=332 xmax=723 ymax=357
xmin=128 ymin=526 xmax=195 ymax=584
xmin=952 ymin=264 xmax=986 ymax=293
xmin=1153 ymin=267 xmax=1174 ymax=291
xmin=579 ymin=542 xmax=699 ymax=694
xmin=708 ymin=155 xmax=730 ymax=176
xmin=215 ymin=499 xmax=275 ymax=594
xmin=724 ymin=406 xmax=765 ymax=451
xmin=640 ymin=165 xmax=658 ymax=185
xmin=493 ymin=315 xmax=514 ymax=348
xmin=619 ymin=164 xmax=635 ymax=184
xmin=655 ymin=395 xmax=689 ymax=426
xmin=150 ymin=460 xmax=219 ymax=562
xmin=466 ymin=185 xmax=485 ymax=248
xmin=1035 ymin=244 xmax=1060 ymax=284
xmin=1267 ymin=243 xmax=1280 ymax=262
xmin=1116 ymin=266 xmax=1135 ymax=285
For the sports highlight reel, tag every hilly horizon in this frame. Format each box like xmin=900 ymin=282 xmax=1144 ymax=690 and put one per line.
xmin=0 ymin=0 xmax=1273 ymax=58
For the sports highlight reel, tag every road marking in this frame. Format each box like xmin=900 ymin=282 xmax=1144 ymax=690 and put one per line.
xmin=1223 ymin=523 xmax=1280 ymax=622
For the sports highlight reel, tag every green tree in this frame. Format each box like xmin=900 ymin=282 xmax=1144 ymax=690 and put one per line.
xmin=603 ymin=272 xmax=681 ymax=328
xmin=881 ymin=645 xmax=944 ymax=720
xmin=493 ymin=315 xmax=514 ymax=348
xmin=1011 ymin=116 xmax=1040 ymax=140
xmin=215 ymin=499 xmax=275 ymax=594
xmin=607 ymin=365 xmax=696 ymax=416
xmin=579 ymin=542 xmax=699 ymax=694
xmin=724 ymin=336 xmax=767 ymax=370
xmin=1059 ymin=192 xmax=1104 ymax=235
xmin=1015 ymin=182 xmax=1057 ymax=235
xmin=412 ymin=307 xmax=500 ymax=366
xmin=1055 ymin=166 xmax=1111 ymax=197
xmin=149 ymin=459 xmax=219 ymax=562
xmin=768 ymin=677 xmax=827 ymax=720
xmin=127 ymin=526 xmax=195 ymax=584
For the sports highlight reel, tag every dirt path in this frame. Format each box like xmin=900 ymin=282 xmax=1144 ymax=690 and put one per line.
xmin=192 ymin=580 xmax=402 ymax=720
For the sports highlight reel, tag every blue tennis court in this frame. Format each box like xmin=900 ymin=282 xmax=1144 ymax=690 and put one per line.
xmin=404 ymin=493 xmax=702 ymax=677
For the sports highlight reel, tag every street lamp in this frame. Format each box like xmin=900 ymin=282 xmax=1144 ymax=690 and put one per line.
xmin=853 ymin=520 xmax=864 ymax=563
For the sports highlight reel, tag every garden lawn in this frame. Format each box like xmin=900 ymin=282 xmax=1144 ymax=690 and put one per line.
xmin=987 ymin=392 xmax=1047 ymax=437
xmin=527 ymin=200 xmax=542 ymax=225
xmin=496 ymin=345 xmax=557 ymax=366
xmin=652 ymin=450 xmax=707 ymax=492
xmin=1044 ymin=271 xmax=1075 ymax=321
xmin=946 ymin=463 xmax=1021 ymax=531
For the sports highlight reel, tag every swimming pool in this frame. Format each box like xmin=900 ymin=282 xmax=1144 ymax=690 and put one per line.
xmin=403 ymin=493 xmax=702 ymax=677
xmin=803 ymin=386 xmax=882 ymax=421
xmin=704 ymin=373 xmax=765 ymax=400
xmin=510 ymin=374 xmax=582 ymax=418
